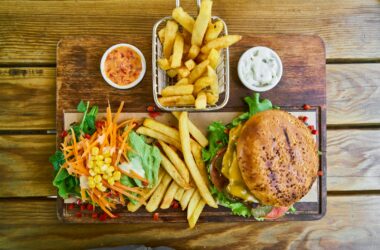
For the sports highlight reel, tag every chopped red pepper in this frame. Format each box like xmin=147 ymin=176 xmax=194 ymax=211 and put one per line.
xmin=303 ymin=104 xmax=311 ymax=110
xmin=87 ymin=204 xmax=94 ymax=211
xmin=84 ymin=133 xmax=91 ymax=139
xmin=308 ymin=125 xmax=315 ymax=130
xmin=153 ymin=212 xmax=159 ymax=221
xmin=91 ymin=212 xmax=98 ymax=219
xmin=68 ymin=203 xmax=75 ymax=210
xmin=95 ymin=120 xmax=105 ymax=130
xmin=298 ymin=116 xmax=308 ymax=122
xmin=142 ymin=180 xmax=149 ymax=187
xmin=75 ymin=212 xmax=82 ymax=218
xmin=148 ymin=112 xmax=160 ymax=119
xmin=171 ymin=200 xmax=179 ymax=209
xmin=147 ymin=105 xmax=156 ymax=112
xmin=60 ymin=130 xmax=68 ymax=138
xmin=317 ymin=170 xmax=323 ymax=176
xmin=311 ymin=129 xmax=318 ymax=135
xmin=99 ymin=213 xmax=108 ymax=221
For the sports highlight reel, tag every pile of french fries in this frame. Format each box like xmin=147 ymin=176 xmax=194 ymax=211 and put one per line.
xmin=157 ymin=0 xmax=242 ymax=109
xmin=130 ymin=112 xmax=217 ymax=228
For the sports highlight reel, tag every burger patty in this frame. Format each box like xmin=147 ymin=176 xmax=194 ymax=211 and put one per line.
xmin=236 ymin=109 xmax=318 ymax=207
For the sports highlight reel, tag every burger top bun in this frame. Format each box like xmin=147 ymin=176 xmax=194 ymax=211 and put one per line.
xmin=236 ymin=109 xmax=318 ymax=207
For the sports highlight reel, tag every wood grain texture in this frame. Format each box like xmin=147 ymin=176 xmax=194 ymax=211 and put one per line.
xmin=0 ymin=129 xmax=379 ymax=198
xmin=0 ymin=0 xmax=379 ymax=64
xmin=1 ymin=64 xmax=379 ymax=130
xmin=327 ymin=64 xmax=380 ymax=125
xmin=1 ymin=195 xmax=379 ymax=249
xmin=0 ymin=135 xmax=56 ymax=197
xmin=0 ymin=68 xmax=56 ymax=130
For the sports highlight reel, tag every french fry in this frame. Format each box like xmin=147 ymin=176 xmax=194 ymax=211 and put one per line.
xmin=188 ymin=45 xmax=200 ymax=60
xmin=187 ymin=191 xmax=201 ymax=220
xmin=207 ymin=48 xmax=220 ymax=69
xmin=143 ymin=118 xmax=179 ymax=141
xmin=136 ymin=126 xmax=181 ymax=150
xmin=190 ymin=140 xmax=209 ymax=185
xmin=160 ymin=153 xmax=191 ymax=189
xmin=180 ymin=188 xmax=195 ymax=210
xmin=188 ymin=199 xmax=206 ymax=228
xmin=162 ymin=85 xmax=194 ymax=97
xmin=194 ymin=76 xmax=213 ymax=95
xmin=166 ymin=68 xmax=178 ymax=78
xmin=191 ymin=0 xmax=212 ymax=46
xmin=184 ymin=59 xmax=196 ymax=71
xmin=201 ymin=35 xmax=242 ymax=54
xmin=158 ymin=58 xmax=171 ymax=71
xmin=196 ymin=52 xmax=208 ymax=63
xmin=158 ymin=140 xmax=190 ymax=183
xmin=158 ymin=95 xmax=195 ymax=107
xmin=160 ymin=181 xmax=179 ymax=209
xmin=206 ymin=92 xmax=218 ymax=105
xmin=183 ymin=42 xmax=191 ymax=56
xmin=188 ymin=59 xmax=209 ymax=84
xmin=174 ymin=187 xmax=185 ymax=201
xmin=182 ymin=29 xmax=192 ymax=44
xmin=207 ymin=65 xmax=219 ymax=97
xmin=205 ymin=20 xmax=224 ymax=42
xmin=171 ymin=33 xmax=184 ymax=68
xmin=127 ymin=170 xmax=165 ymax=212
xmin=158 ymin=28 xmax=165 ymax=44
xmin=175 ymin=78 xmax=189 ymax=86
xmin=172 ymin=111 xmax=209 ymax=147
xmin=145 ymin=173 xmax=172 ymax=212
xmin=172 ymin=7 xmax=195 ymax=33
xmin=195 ymin=91 xmax=207 ymax=109
xmin=179 ymin=112 xmax=217 ymax=208
xmin=177 ymin=66 xmax=190 ymax=78
xmin=163 ymin=20 xmax=179 ymax=59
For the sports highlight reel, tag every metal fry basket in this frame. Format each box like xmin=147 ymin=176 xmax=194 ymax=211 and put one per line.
xmin=152 ymin=0 xmax=230 ymax=111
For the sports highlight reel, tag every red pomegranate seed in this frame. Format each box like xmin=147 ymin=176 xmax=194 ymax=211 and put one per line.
xmin=317 ymin=170 xmax=323 ymax=176
xmin=303 ymin=104 xmax=311 ymax=110
xmin=302 ymin=116 xmax=308 ymax=122
xmin=99 ymin=213 xmax=108 ymax=221
xmin=311 ymin=129 xmax=318 ymax=135
xmin=92 ymin=212 xmax=98 ymax=219
xmin=308 ymin=125 xmax=315 ymax=130
xmin=75 ymin=212 xmax=82 ymax=218
xmin=153 ymin=212 xmax=159 ymax=221
xmin=95 ymin=120 xmax=105 ymax=129
xmin=147 ymin=105 xmax=156 ymax=112
xmin=76 ymin=200 xmax=82 ymax=205
xmin=68 ymin=203 xmax=75 ymax=210
xmin=87 ymin=204 xmax=94 ymax=211
xmin=84 ymin=134 xmax=91 ymax=139
xmin=60 ymin=130 xmax=68 ymax=138
xmin=171 ymin=201 xmax=179 ymax=209
xmin=80 ymin=205 xmax=86 ymax=211
xmin=148 ymin=112 xmax=160 ymax=119
xmin=142 ymin=180 xmax=149 ymax=186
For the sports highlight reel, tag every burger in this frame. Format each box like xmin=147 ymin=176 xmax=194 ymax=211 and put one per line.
xmin=203 ymin=93 xmax=319 ymax=220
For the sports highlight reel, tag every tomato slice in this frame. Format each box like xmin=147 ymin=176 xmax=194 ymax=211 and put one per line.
xmin=264 ymin=206 xmax=289 ymax=220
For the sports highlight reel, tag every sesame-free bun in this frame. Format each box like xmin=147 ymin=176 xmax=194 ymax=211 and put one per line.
xmin=236 ymin=110 xmax=318 ymax=207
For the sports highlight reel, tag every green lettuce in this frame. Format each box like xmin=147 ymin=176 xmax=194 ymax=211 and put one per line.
xmin=127 ymin=131 xmax=161 ymax=188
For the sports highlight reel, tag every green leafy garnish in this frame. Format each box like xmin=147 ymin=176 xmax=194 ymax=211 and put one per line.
xmin=211 ymin=186 xmax=252 ymax=217
xmin=127 ymin=131 xmax=161 ymax=188
xmin=202 ymin=122 xmax=228 ymax=162
xmin=288 ymin=205 xmax=297 ymax=214
xmin=49 ymin=150 xmax=65 ymax=173
xmin=120 ymin=175 xmax=139 ymax=205
xmin=70 ymin=100 xmax=98 ymax=139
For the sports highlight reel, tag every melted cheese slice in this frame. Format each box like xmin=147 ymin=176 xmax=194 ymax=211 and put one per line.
xmin=221 ymin=124 xmax=258 ymax=202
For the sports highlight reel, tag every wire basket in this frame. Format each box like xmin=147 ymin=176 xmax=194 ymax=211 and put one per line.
xmin=152 ymin=0 xmax=230 ymax=111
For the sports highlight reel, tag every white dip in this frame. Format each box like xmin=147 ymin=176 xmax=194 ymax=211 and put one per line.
xmin=238 ymin=46 xmax=282 ymax=91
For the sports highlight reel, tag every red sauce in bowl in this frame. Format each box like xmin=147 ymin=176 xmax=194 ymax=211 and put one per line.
xmin=104 ymin=46 xmax=142 ymax=86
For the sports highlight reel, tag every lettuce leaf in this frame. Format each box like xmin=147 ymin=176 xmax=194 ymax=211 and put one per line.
xmin=52 ymin=168 xmax=80 ymax=199
xmin=127 ymin=131 xmax=161 ymax=188
xmin=211 ymin=186 xmax=252 ymax=217
xmin=202 ymin=121 xmax=228 ymax=162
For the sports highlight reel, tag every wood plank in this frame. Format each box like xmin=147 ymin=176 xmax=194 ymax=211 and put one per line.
xmin=0 ymin=68 xmax=56 ymax=130
xmin=1 ymin=195 xmax=379 ymax=249
xmin=0 ymin=129 xmax=379 ymax=198
xmin=327 ymin=64 xmax=380 ymax=125
xmin=0 ymin=0 xmax=379 ymax=64
xmin=1 ymin=64 xmax=379 ymax=130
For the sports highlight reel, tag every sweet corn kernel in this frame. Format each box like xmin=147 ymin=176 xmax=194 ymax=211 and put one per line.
xmin=91 ymin=147 xmax=99 ymax=156
xmin=102 ymin=174 xmax=109 ymax=180
xmin=89 ymin=169 xmax=96 ymax=176
xmin=100 ymin=185 xmax=107 ymax=192
xmin=96 ymin=155 xmax=104 ymax=161
xmin=96 ymin=183 xmax=104 ymax=190
xmin=94 ymin=175 xmax=102 ymax=183
xmin=94 ymin=167 xmax=101 ymax=174
xmin=107 ymin=166 xmax=115 ymax=173
xmin=104 ymin=157 xmax=112 ymax=164
xmin=108 ymin=177 xmax=115 ymax=186
xmin=89 ymin=160 xmax=94 ymax=168
xmin=113 ymin=171 xmax=121 ymax=181
xmin=88 ymin=179 xmax=95 ymax=189
xmin=96 ymin=160 xmax=104 ymax=167
xmin=104 ymin=150 xmax=110 ymax=157
xmin=100 ymin=164 xmax=107 ymax=172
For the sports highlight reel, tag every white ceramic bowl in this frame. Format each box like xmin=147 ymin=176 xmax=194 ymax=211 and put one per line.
xmin=100 ymin=43 xmax=146 ymax=90
xmin=238 ymin=46 xmax=283 ymax=92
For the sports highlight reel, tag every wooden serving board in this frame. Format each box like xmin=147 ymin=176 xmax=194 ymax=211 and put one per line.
xmin=56 ymin=34 xmax=326 ymax=222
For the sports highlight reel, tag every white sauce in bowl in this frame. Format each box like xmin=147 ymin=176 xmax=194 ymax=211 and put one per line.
xmin=238 ymin=46 xmax=283 ymax=92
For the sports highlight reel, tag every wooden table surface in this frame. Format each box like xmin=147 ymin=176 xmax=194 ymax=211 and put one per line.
xmin=0 ymin=0 xmax=379 ymax=249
